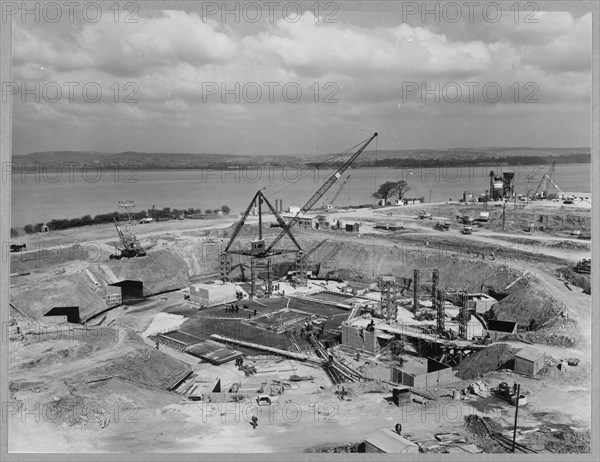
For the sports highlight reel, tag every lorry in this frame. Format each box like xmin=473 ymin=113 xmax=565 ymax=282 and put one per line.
xmin=434 ymin=221 xmax=451 ymax=231
xmin=462 ymin=225 xmax=473 ymax=235
xmin=479 ymin=211 xmax=490 ymax=222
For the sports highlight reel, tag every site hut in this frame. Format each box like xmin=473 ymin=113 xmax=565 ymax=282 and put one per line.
xmin=189 ymin=281 xmax=237 ymax=308
xmin=280 ymin=212 xmax=317 ymax=229
xmin=363 ymin=429 xmax=420 ymax=453
xmin=514 ymin=347 xmax=546 ymax=377
xmin=390 ymin=358 xmax=454 ymax=389
xmin=345 ymin=223 xmax=360 ymax=232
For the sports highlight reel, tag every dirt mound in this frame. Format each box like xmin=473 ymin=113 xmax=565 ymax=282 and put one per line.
xmin=314 ymin=240 xmax=521 ymax=291
xmin=11 ymin=272 xmax=108 ymax=321
xmin=488 ymin=279 xmax=564 ymax=328
xmin=536 ymin=359 xmax=590 ymax=386
xmin=306 ymin=442 xmax=362 ymax=453
xmin=464 ymin=414 xmax=503 ymax=436
xmin=456 ymin=344 xmax=516 ymax=380
xmin=556 ymin=266 xmax=591 ymax=293
xmin=521 ymin=316 xmax=578 ymax=347
xmin=85 ymin=332 xmax=191 ymax=389
xmin=525 ymin=423 xmax=591 ymax=453
xmin=110 ymin=249 xmax=190 ymax=295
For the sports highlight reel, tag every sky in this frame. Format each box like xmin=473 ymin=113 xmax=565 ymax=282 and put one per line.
xmin=10 ymin=5 xmax=592 ymax=156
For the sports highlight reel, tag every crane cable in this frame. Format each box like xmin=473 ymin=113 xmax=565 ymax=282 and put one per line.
xmin=261 ymin=136 xmax=372 ymax=199
xmin=371 ymin=135 xmax=378 ymax=277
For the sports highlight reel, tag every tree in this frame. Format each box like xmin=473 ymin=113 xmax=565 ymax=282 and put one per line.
xmin=396 ymin=181 xmax=410 ymax=200
xmin=11 ymin=228 xmax=18 ymax=238
xmin=24 ymin=224 xmax=34 ymax=234
xmin=221 ymin=205 xmax=231 ymax=215
xmin=205 ymin=209 xmax=213 ymax=214
xmin=372 ymin=181 xmax=410 ymax=204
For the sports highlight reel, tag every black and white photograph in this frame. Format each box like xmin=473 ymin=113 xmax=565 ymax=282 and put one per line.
xmin=0 ymin=0 xmax=597 ymax=457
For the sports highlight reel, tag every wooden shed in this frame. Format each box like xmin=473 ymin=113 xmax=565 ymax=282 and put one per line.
xmin=514 ymin=347 xmax=545 ymax=376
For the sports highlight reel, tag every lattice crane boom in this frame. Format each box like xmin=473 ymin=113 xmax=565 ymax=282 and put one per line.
xmin=265 ymin=132 xmax=378 ymax=254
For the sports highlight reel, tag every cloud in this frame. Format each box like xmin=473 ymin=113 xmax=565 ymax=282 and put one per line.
xmin=10 ymin=9 xmax=592 ymax=154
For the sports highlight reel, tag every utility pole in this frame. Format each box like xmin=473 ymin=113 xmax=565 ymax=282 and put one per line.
xmin=502 ymin=200 xmax=506 ymax=231
xmin=429 ymin=189 xmax=432 ymax=203
xmin=512 ymin=383 xmax=521 ymax=452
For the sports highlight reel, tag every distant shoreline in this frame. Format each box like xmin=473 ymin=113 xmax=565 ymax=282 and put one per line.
xmin=9 ymin=156 xmax=592 ymax=172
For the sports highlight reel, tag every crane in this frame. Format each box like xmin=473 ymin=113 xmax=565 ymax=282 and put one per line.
xmin=533 ymin=161 xmax=557 ymax=199
xmin=264 ymin=132 xmax=377 ymax=255
xmin=110 ymin=217 xmax=146 ymax=259
xmin=326 ymin=174 xmax=351 ymax=208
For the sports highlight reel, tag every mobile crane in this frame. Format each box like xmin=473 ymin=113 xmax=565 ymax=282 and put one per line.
xmin=109 ymin=217 xmax=146 ymax=259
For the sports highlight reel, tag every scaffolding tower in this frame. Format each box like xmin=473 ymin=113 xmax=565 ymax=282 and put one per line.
xmin=438 ymin=288 xmax=470 ymax=339
xmin=378 ymin=276 xmax=399 ymax=321
xmin=413 ymin=268 xmax=439 ymax=312
xmin=294 ymin=250 xmax=308 ymax=287
xmin=434 ymin=289 xmax=446 ymax=334
xmin=251 ymin=258 xmax=273 ymax=296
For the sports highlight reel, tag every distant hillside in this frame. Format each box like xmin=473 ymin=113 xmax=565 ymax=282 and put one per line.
xmin=316 ymin=147 xmax=591 ymax=163
xmin=11 ymin=147 xmax=590 ymax=170
xmin=12 ymin=151 xmax=302 ymax=169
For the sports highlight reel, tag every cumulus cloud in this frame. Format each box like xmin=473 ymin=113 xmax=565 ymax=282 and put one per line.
xmin=10 ymin=9 xmax=591 ymax=154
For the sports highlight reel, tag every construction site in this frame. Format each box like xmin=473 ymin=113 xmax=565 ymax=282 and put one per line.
xmin=7 ymin=133 xmax=593 ymax=454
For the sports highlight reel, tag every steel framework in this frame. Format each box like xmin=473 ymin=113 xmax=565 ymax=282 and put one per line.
xmin=378 ymin=276 xmax=399 ymax=321
xmin=413 ymin=268 xmax=439 ymax=312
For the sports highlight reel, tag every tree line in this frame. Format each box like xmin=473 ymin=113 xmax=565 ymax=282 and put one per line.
xmin=21 ymin=205 xmax=231 ymax=234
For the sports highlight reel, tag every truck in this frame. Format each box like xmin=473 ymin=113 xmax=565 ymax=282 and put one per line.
xmin=418 ymin=211 xmax=432 ymax=220
xmin=434 ymin=221 xmax=451 ymax=231
xmin=479 ymin=211 xmax=490 ymax=222
xmin=462 ymin=225 xmax=472 ymax=235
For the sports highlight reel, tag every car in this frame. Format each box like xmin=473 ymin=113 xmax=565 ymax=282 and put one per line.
xmin=139 ymin=218 xmax=154 ymax=224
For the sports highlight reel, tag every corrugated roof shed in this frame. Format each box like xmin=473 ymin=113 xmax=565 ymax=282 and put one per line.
xmin=365 ymin=429 xmax=419 ymax=453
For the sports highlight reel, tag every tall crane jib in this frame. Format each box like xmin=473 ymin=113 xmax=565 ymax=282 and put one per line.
xmin=265 ymin=132 xmax=378 ymax=254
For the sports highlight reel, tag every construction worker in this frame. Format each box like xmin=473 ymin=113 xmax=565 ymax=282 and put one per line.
xmin=250 ymin=415 xmax=259 ymax=429
xmin=395 ymin=423 xmax=402 ymax=435
xmin=254 ymin=309 xmax=257 ymax=316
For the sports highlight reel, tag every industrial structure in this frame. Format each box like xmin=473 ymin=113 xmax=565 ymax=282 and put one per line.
xmin=109 ymin=200 xmax=146 ymax=259
xmin=219 ymin=132 xmax=378 ymax=296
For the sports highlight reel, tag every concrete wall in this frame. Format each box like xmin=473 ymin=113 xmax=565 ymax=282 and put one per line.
xmin=341 ymin=324 xmax=377 ymax=353
xmin=390 ymin=359 xmax=454 ymax=389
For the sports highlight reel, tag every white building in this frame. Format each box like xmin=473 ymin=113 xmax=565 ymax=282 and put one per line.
xmin=189 ymin=282 xmax=237 ymax=307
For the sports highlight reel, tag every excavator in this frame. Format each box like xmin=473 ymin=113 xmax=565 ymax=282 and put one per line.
xmin=109 ymin=217 xmax=147 ymax=259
